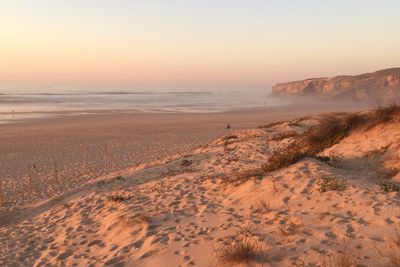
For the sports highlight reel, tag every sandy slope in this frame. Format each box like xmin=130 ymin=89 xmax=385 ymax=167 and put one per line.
xmin=1 ymin=112 xmax=399 ymax=266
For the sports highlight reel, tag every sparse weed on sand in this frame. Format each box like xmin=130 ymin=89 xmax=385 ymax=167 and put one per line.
xmin=224 ymin=167 xmax=265 ymax=187
xmin=379 ymin=180 xmax=400 ymax=192
xmin=375 ymin=225 xmax=400 ymax=267
xmin=217 ymin=237 xmax=261 ymax=265
xmin=318 ymin=175 xmax=347 ymax=192
xmin=321 ymin=238 xmax=359 ymax=267
xmin=107 ymin=194 xmax=130 ymax=203
xmin=215 ymin=224 xmax=268 ymax=265
xmin=366 ymin=104 xmax=400 ymax=129
xmin=216 ymin=226 xmax=265 ymax=266
xmin=120 ymin=207 xmax=151 ymax=227
xmin=262 ymin=144 xmax=305 ymax=173
xmin=318 ymin=211 xmax=332 ymax=220
xmin=279 ymin=221 xmax=302 ymax=236
xmin=258 ymin=200 xmax=271 ymax=213
xmin=316 ymin=154 xmax=344 ymax=168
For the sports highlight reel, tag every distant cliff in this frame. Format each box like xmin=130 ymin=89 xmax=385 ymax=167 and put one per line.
xmin=272 ymin=68 xmax=400 ymax=101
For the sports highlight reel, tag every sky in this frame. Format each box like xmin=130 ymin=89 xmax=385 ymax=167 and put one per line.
xmin=1 ymin=0 xmax=400 ymax=89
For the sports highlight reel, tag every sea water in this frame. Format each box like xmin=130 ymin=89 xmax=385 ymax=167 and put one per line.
xmin=0 ymin=86 xmax=287 ymax=122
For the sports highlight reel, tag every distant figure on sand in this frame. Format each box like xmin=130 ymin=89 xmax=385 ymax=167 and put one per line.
xmin=226 ymin=124 xmax=231 ymax=129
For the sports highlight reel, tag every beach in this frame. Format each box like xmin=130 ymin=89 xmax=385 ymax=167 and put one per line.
xmin=1 ymin=1 xmax=399 ymax=265
xmin=0 ymin=104 xmax=399 ymax=266
xmin=0 ymin=101 xmax=370 ymax=211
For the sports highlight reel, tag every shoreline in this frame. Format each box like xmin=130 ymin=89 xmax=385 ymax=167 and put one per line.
xmin=0 ymin=98 xmax=372 ymax=126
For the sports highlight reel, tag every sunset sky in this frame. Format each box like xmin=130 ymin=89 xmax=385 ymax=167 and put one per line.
xmin=1 ymin=0 xmax=400 ymax=89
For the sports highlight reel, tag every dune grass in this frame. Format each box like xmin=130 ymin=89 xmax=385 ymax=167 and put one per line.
xmin=224 ymin=167 xmax=264 ymax=186
xmin=321 ymin=239 xmax=359 ymax=267
xmin=264 ymin=104 xmax=400 ymax=172
xmin=218 ymin=237 xmax=260 ymax=264
xmin=262 ymin=144 xmax=305 ymax=173
xmin=375 ymin=226 xmax=400 ymax=267
xmin=216 ymin=226 xmax=264 ymax=265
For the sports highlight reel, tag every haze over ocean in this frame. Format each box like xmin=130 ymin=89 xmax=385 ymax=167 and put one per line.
xmin=0 ymin=87 xmax=280 ymax=116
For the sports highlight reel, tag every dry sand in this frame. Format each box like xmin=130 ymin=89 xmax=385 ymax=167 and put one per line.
xmin=2 ymin=102 xmax=395 ymax=266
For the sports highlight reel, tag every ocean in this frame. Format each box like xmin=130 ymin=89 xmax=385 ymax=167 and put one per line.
xmin=0 ymin=87 xmax=287 ymax=122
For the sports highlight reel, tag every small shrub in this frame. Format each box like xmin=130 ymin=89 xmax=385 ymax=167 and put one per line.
xmin=302 ymin=117 xmax=348 ymax=156
xmin=367 ymin=104 xmax=400 ymax=128
xmin=236 ymin=224 xmax=258 ymax=238
xmin=259 ymin=200 xmax=271 ymax=213
xmin=120 ymin=208 xmax=151 ymax=227
xmin=318 ymin=175 xmax=347 ymax=192
xmin=302 ymin=113 xmax=368 ymax=156
xmin=385 ymin=226 xmax=400 ymax=267
xmin=321 ymin=238 xmax=359 ymax=267
xmin=379 ymin=181 xmax=400 ymax=192
xmin=107 ymin=194 xmax=129 ymax=203
xmin=262 ymin=145 xmax=305 ymax=173
xmin=217 ymin=236 xmax=261 ymax=264
xmin=343 ymin=113 xmax=367 ymax=129
xmin=329 ymin=154 xmax=344 ymax=168
xmin=279 ymin=222 xmax=301 ymax=236
xmin=318 ymin=211 xmax=332 ymax=220
xmin=316 ymin=154 xmax=344 ymax=168
xmin=181 ymin=159 xmax=192 ymax=167
xmin=315 ymin=155 xmax=331 ymax=163
xmin=224 ymin=168 xmax=264 ymax=186
xmin=375 ymin=225 xmax=400 ymax=267
xmin=261 ymin=115 xmax=359 ymax=174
